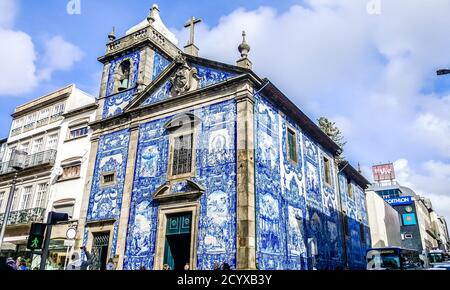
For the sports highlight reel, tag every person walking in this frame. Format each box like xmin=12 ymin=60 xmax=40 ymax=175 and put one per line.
xmin=66 ymin=246 xmax=93 ymax=270
xmin=0 ymin=257 xmax=13 ymax=271
xmin=6 ymin=258 xmax=17 ymax=270
xmin=17 ymin=258 xmax=29 ymax=270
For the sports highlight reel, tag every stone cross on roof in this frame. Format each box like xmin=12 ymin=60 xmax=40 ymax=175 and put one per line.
xmin=184 ymin=16 xmax=202 ymax=56
xmin=184 ymin=16 xmax=202 ymax=46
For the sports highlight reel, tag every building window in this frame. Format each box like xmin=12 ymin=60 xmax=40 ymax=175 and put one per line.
xmin=343 ymin=212 xmax=349 ymax=237
xmin=24 ymin=113 xmax=37 ymax=131
xmin=35 ymin=183 xmax=48 ymax=209
xmin=69 ymin=127 xmax=88 ymax=139
xmin=11 ymin=188 xmax=19 ymax=211
xmin=287 ymin=128 xmax=297 ymax=163
xmin=101 ymin=172 xmax=117 ymax=187
xmin=53 ymin=199 xmax=75 ymax=219
xmin=19 ymin=142 xmax=30 ymax=154
xmin=46 ymin=134 xmax=59 ymax=150
xmin=11 ymin=118 xmax=23 ymax=135
xmin=0 ymin=191 xmax=5 ymax=212
xmin=60 ymin=164 xmax=81 ymax=180
xmin=347 ymin=178 xmax=353 ymax=199
xmin=323 ymin=156 xmax=332 ymax=186
xmin=117 ymin=60 xmax=131 ymax=92
xmin=37 ymin=108 xmax=51 ymax=127
xmin=171 ymin=133 xmax=193 ymax=177
xmin=359 ymin=220 xmax=365 ymax=243
xmin=32 ymin=138 xmax=44 ymax=153
xmin=51 ymin=103 xmax=65 ymax=121
xmin=20 ymin=186 xmax=33 ymax=210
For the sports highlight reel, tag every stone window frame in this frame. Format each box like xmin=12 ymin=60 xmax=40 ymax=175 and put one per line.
xmin=153 ymin=202 xmax=199 ymax=270
xmin=347 ymin=178 xmax=354 ymax=200
xmin=66 ymin=118 xmax=90 ymax=142
xmin=166 ymin=113 xmax=200 ymax=181
xmin=359 ymin=218 xmax=365 ymax=244
xmin=52 ymin=198 xmax=76 ymax=219
xmin=342 ymin=210 xmax=350 ymax=238
xmin=58 ymin=158 xmax=82 ymax=182
xmin=84 ymin=222 xmax=116 ymax=269
xmin=286 ymin=125 xmax=299 ymax=165
xmin=322 ymin=155 xmax=333 ymax=187
xmin=100 ymin=171 xmax=117 ymax=188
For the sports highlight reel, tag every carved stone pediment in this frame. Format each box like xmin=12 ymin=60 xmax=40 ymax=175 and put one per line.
xmin=169 ymin=54 xmax=200 ymax=97
xmin=153 ymin=179 xmax=204 ymax=203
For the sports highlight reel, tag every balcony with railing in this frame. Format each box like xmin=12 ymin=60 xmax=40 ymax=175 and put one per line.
xmin=0 ymin=149 xmax=57 ymax=176
xmin=36 ymin=117 xmax=50 ymax=128
xmin=0 ymin=207 xmax=46 ymax=227
xmin=10 ymin=127 xmax=23 ymax=137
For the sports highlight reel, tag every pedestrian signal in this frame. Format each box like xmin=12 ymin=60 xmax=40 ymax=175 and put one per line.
xmin=27 ymin=223 xmax=46 ymax=250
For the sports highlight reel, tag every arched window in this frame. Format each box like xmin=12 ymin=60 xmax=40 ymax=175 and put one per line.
xmin=117 ymin=60 xmax=131 ymax=92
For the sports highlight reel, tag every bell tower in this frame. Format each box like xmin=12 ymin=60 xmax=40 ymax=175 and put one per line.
xmin=96 ymin=4 xmax=181 ymax=120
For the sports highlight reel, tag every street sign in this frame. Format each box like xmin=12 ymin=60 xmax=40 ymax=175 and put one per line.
xmin=64 ymin=239 xmax=75 ymax=247
xmin=372 ymin=163 xmax=396 ymax=182
xmin=27 ymin=223 xmax=46 ymax=250
xmin=384 ymin=196 xmax=413 ymax=206
xmin=66 ymin=227 xmax=77 ymax=240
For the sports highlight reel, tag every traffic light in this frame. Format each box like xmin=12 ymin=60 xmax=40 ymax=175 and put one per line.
xmin=27 ymin=223 xmax=46 ymax=250
xmin=48 ymin=211 xmax=69 ymax=225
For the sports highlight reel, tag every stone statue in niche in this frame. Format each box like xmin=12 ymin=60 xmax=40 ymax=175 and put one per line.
xmin=169 ymin=54 xmax=200 ymax=97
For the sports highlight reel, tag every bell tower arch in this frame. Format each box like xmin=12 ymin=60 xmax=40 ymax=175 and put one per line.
xmin=95 ymin=4 xmax=181 ymax=121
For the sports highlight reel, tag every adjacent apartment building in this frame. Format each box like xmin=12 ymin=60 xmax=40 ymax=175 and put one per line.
xmin=368 ymin=169 xmax=450 ymax=254
xmin=0 ymin=84 xmax=97 ymax=267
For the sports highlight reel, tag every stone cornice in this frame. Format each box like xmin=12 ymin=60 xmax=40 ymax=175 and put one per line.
xmin=98 ymin=25 xmax=181 ymax=64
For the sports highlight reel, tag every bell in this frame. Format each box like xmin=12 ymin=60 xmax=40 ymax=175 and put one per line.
xmin=118 ymin=78 xmax=129 ymax=91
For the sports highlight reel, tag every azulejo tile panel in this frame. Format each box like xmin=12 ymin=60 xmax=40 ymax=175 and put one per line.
xmin=140 ymin=80 xmax=172 ymax=107
xmin=152 ymin=51 xmax=170 ymax=80
xmin=86 ymin=129 xmax=131 ymax=222
xmin=254 ymin=93 xmax=368 ymax=270
xmin=193 ymin=65 xmax=236 ymax=88
xmin=123 ymin=100 xmax=237 ymax=270
xmin=102 ymin=89 xmax=136 ymax=119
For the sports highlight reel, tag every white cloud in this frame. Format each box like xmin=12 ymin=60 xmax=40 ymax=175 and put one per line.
xmin=173 ymin=0 xmax=450 ymax=221
xmin=395 ymin=159 xmax=450 ymax=222
xmin=38 ymin=35 xmax=84 ymax=81
xmin=0 ymin=0 xmax=17 ymax=28
xmin=0 ymin=28 xmax=38 ymax=95
xmin=0 ymin=0 xmax=83 ymax=96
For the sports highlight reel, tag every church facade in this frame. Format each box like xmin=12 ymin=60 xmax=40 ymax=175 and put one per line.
xmin=75 ymin=4 xmax=370 ymax=270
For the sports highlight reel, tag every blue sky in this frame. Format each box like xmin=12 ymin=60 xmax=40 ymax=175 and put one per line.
xmin=1 ymin=0 xmax=450 ymax=220
xmin=0 ymin=0 xmax=304 ymax=131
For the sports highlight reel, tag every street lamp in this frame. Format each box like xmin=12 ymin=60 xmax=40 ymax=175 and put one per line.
xmin=437 ymin=68 xmax=450 ymax=76
xmin=0 ymin=150 xmax=27 ymax=251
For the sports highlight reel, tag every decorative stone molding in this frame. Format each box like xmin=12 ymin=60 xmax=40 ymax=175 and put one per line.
xmin=169 ymin=54 xmax=200 ymax=97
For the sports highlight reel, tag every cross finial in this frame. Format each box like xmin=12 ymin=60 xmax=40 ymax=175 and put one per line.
xmin=108 ymin=26 xmax=116 ymax=43
xmin=184 ymin=16 xmax=202 ymax=46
